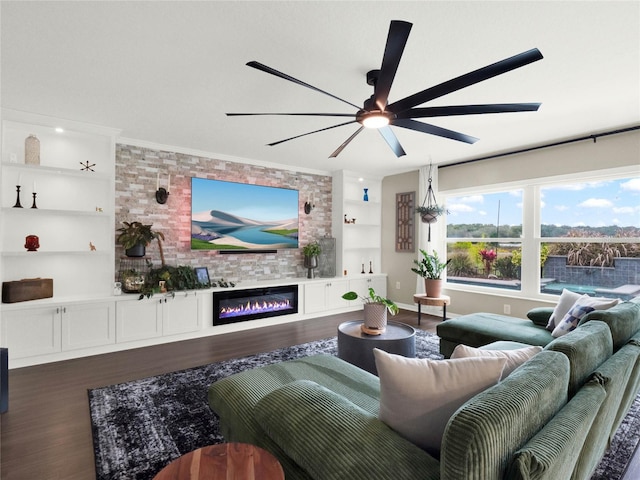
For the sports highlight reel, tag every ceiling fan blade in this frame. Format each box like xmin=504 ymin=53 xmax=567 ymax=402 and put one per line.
xmin=392 ymin=118 xmax=479 ymax=144
xmin=246 ymin=61 xmax=361 ymax=110
xmin=268 ymin=120 xmax=357 ymax=146
xmin=226 ymin=112 xmax=355 ymax=117
xmin=374 ymin=20 xmax=412 ymax=111
xmin=396 ymin=103 xmax=541 ymax=119
xmin=388 ymin=48 xmax=544 ymax=113
xmin=378 ymin=126 xmax=406 ymax=157
xmin=329 ymin=127 xmax=364 ymax=158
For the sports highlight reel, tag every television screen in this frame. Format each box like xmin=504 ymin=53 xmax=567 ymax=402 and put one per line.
xmin=191 ymin=177 xmax=299 ymax=251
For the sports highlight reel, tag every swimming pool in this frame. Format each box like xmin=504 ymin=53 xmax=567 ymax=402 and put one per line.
xmin=541 ymin=283 xmax=597 ymax=296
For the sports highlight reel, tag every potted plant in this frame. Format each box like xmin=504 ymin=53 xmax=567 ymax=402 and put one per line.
xmin=342 ymin=287 xmax=399 ymax=335
xmin=411 ymin=248 xmax=451 ymax=298
xmin=117 ymin=221 xmax=165 ymax=258
xmin=302 ymin=241 xmax=321 ymax=279
xmin=415 ymin=204 xmax=448 ymax=224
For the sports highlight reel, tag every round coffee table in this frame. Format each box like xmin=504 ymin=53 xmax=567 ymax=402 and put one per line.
xmin=153 ymin=443 xmax=284 ymax=480
xmin=337 ymin=320 xmax=416 ymax=375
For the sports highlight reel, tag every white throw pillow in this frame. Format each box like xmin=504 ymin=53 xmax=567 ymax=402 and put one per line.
xmin=373 ymin=348 xmax=506 ymax=457
xmin=551 ymin=295 xmax=620 ymax=337
xmin=547 ymin=289 xmax=582 ymax=331
xmin=451 ymin=344 xmax=543 ymax=378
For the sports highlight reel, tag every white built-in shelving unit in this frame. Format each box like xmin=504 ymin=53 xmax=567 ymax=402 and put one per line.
xmin=0 ymin=109 xmax=120 ymax=300
xmin=332 ymin=170 xmax=383 ymax=278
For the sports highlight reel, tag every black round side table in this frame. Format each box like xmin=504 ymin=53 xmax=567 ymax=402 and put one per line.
xmin=337 ymin=320 xmax=416 ymax=375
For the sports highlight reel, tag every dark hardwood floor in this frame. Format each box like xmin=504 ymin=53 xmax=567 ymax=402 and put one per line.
xmin=1 ymin=309 xmax=638 ymax=480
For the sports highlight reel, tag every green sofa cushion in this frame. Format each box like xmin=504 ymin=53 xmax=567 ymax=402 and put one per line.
xmin=527 ymin=307 xmax=554 ymax=328
xmin=208 ymin=354 xmax=381 ymax=480
xmin=579 ymin=301 xmax=640 ymax=351
xmin=506 ymin=378 xmax=606 ymax=480
xmin=572 ymin=346 xmax=638 ymax=480
xmin=254 ymin=379 xmax=440 ymax=480
xmin=613 ymin=334 xmax=640 ymax=439
xmin=545 ymin=321 xmax=613 ymax=397
xmin=437 ymin=313 xmax=554 ymax=357
xmin=441 ymin=350 xmax=569 ymax=480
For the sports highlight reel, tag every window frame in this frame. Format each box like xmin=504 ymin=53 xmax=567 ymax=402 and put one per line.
xmin=442 ymin=166 xmax=640 ymax=300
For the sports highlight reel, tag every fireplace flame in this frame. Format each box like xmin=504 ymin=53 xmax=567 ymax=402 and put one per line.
xmin=220 ymin=298 xmax=292 ymax=318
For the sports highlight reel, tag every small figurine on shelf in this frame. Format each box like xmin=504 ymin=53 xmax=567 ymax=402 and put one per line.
xmin=25 ymin=234 xmax=40 ymax=252
xmin=80 ymin=160 xmax=96 ymax=172
xmin=25 ymin=134 xmax=40 ymax=165
xmin=89 ymin=242 xmax=97 ymax=251
xmin=363 ymin=188 xmax=369 ymax=201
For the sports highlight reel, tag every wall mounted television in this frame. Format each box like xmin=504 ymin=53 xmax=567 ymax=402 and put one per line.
xmin=191 ymin=177 xmax=299 ymax=252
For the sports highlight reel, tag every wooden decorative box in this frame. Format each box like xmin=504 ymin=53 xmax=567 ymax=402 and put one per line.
xmin=2 ymin=278 xmax=53 ymax=303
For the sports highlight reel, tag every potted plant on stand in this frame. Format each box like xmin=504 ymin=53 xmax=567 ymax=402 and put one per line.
xmin=302 ymin=241 xmax=321 ymax=279
xmin=117 ymin=221 xmax=165 ymax=261
xmin=342 ymin=287 xmax=399 ymax=335
xmin=411 ymin=248 xmax=451 ymax=298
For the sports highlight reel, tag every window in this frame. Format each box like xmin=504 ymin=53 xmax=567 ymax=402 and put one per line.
xmin=446 ymin=190 xmax=523 ymax=291
xmin=444 ymin=173 xmax=640 ymax=299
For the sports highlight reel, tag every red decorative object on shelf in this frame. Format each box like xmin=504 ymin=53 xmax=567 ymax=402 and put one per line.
xmin=24 ymin=235 xmax=40 ymax=252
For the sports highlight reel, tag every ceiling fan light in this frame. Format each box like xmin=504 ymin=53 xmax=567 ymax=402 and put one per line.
xmin=361 ymin=113 xmax=390 ymax=129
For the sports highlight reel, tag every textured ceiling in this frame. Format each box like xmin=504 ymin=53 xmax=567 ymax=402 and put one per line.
xmin=2 ymin=1 xmax=638 ymax=176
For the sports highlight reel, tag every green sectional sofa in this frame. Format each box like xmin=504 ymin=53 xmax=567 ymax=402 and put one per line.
xmin=208 ymin=306 xmax=640 ymax=480
xmin=437 ymin=297 xmax=640 ymax=357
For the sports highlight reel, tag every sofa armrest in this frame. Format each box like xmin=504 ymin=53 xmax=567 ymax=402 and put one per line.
xmin=527 ymin=307 xmax=554 ymax=328
xmin=254 ymin=380 xmax=440 ymax=480
xmin=506 ymin=378 xmax=606 ymax=480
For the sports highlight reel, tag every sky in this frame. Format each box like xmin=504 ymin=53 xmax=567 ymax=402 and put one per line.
xmin=446 ymin=176 xmax=640 ymax=228
xmin=191 ymin=177 xmax=299 ymax=222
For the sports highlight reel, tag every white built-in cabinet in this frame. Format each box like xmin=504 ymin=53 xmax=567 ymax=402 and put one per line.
xmin=347 ymin=275 xmax=387 ymax=300
xmin=332 ymin=170 xmax=382 ymax=279
xmin=1 ymin=301 xmax=115 ymax=360
xmin=116 ymin=292 xmax=201 ymax=342
xmin=303 ymin=279 xmax=349 ymax=314
xmin=0 ymin=109 xmax=120 ymax=299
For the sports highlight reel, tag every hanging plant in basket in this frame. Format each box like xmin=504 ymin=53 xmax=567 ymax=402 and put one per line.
xmin=416 ymin=163 xmax=449 ymax=241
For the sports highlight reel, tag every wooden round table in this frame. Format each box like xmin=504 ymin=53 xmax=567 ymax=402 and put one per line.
xmin=153 ymin=443 xmax=284 ymax=480
xmin=413 ymin=294 xmax=451 ymax=324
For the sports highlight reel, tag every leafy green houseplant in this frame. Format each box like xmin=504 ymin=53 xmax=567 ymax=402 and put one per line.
xmin=302 ymin=241 xmax=321 ymax=278
xmin=412 ymin=249 xmax=451 ymax=279
xmin=139 ymin=263 xmax=210 ymax=299
xmin=117 ymin=221 xmax=165 ymax=259
xmin=412 ymin=249 xmax=451 ymax=298
xmin=342 ymin=287 xmax=398 ymax=334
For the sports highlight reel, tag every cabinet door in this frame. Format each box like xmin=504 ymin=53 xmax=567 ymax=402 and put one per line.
xmin=304 ymin=282 xmax=328 ymax=314
xmin=348 ymin=276 xmax=387 ymax=302
xmin=1 ymin=306 xmax=61 ymax=359
xmin=325 ymin=279 xmax=349 ymax=310
xmin=116 ymin=299 xmax=162 ymax=342
xmin=162 ymin=293 xmax=200 ymax=335
xmin=61 ymin=301 xmax=116 ymax=351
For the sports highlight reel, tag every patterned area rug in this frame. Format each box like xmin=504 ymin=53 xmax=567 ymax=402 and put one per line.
xmin=89 ymin=330 xmax=639 ymax=480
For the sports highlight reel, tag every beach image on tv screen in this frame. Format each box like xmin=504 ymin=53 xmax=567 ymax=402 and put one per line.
xmin=191 ymin=178 xmax=299 ymax=250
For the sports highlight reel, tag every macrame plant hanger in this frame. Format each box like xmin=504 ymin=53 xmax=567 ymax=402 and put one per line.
xmin=421 ymin=162 xmax=439 ymax=242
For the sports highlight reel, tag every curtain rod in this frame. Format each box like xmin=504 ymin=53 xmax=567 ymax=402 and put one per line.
xmin=440 ymin=125 xmax=640 ymax=169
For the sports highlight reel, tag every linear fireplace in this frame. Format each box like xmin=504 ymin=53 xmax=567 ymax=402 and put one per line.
xmin=213 ymin=285 xmax=298 ymax=325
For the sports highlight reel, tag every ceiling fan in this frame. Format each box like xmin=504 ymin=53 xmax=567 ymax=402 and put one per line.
xmin=227 ymin=20 xmax=543 ymax=158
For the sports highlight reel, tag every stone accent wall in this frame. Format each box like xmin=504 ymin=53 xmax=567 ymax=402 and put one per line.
xmin=115 ymin=144 xmax=332 ymax=282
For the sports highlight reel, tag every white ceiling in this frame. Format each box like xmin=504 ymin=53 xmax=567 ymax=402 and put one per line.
xmin=2 ymin=1 xmax=639 ymax=177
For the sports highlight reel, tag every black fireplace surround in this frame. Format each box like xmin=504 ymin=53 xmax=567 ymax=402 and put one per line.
xmin=213 ymin=285 xmax=298 ymax=325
